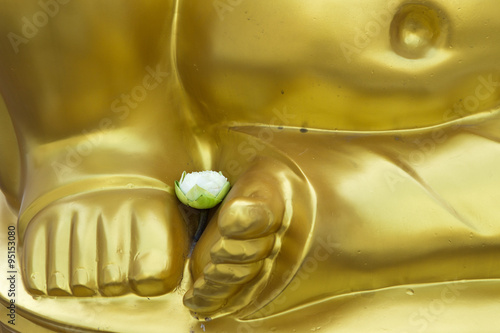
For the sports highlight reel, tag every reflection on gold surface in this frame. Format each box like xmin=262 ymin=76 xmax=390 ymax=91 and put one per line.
xmin=1 ymin=1 xmax=500 ymax=332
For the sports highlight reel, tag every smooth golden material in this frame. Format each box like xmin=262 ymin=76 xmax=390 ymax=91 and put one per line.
xmin=1 ymin=0 xmax=500 ymax=332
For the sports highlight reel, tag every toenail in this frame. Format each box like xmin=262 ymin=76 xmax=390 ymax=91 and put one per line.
xmin=27 ymin=272 xmax=45 ymax=294
xmin=210 ymin=236 xmax=275 ymax=264
xmin=48 ymin=271 xmax=72 ymax=295
xmin=183 ymin=289 xmax=225 ymax=313
xmin=131 ymin=250 xmax=169 ymax=278
xmin=203 ymin=262 xmax=263 ymax=284
xmin=100 ymin=264 xmax=129 ymax=296
xmin=103 ymin=264 xmax=122 ymax=283
xmin=193 ymin=278 xmax=240 ymax=299
xmin=73 ymin=268 xmax=89 ymax=285
xmin=49 ymin=271 xmax=67 ymax=290
xmin=219 ymin=203 xmax=276 ymax=238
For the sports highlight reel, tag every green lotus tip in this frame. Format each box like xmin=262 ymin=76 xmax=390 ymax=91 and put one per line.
xmin=174 ymin=171 xmax=230 ymax=209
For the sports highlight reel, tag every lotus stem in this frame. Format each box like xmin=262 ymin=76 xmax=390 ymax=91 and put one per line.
xmin=194 ymin=209 xmax=209 ymax=242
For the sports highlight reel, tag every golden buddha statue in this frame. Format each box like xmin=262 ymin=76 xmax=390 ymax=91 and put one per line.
xmin=1 ymin=0 xmax=499 ymax=332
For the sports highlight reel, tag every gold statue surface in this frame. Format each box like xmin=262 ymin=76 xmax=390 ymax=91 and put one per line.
xmin=1 ymin=1 xmax=500 ymax=332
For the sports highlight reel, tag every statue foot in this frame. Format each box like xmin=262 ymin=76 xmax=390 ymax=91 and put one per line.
xmin=21 ymin=187 xmax=189 ymax=297
xmin=184 ymin=167 xmax=290 ymax=320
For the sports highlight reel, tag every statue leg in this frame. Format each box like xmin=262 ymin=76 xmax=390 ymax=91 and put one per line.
xmin=184 ymin=117 xmax=500 ymax=319
xmin=237 ymin=117 xmax=500 ymax=317
xmin=0 ymin=94 xmax=21 ymax=208
xmin=0 ymin=0 xmax=191 ymax=297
